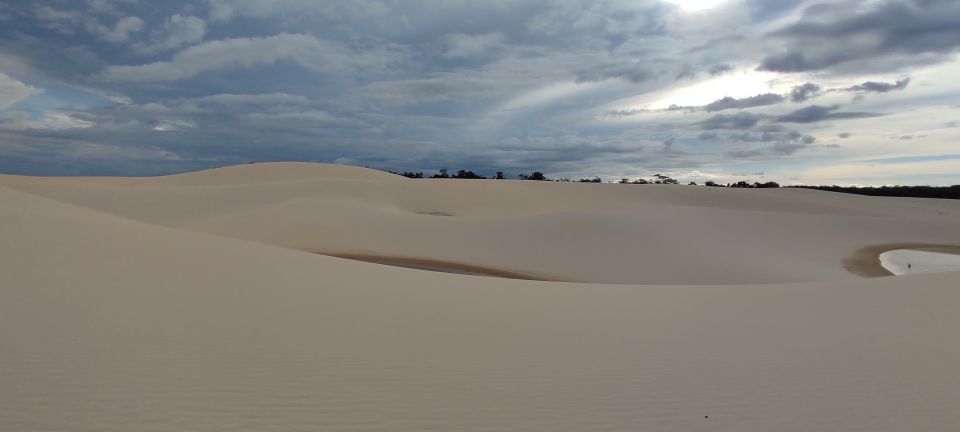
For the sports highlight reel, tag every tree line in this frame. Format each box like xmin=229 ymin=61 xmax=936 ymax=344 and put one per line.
xmin=789 ymin=185 xmax=960 ymax=200
xmin=388 ymin=168 xmax=958 ymax=199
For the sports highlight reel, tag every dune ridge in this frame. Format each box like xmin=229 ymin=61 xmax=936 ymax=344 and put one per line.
xmin=4 ymin=163 xmax=960 ymax=285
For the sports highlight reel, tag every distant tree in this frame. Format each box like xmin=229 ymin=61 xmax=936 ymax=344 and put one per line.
xmin=790 ymin=185 xmax=960 ymax=200
xmin=454 ymin=169 xmax=485 ymax=179
xmin=704 ymin=181 xmax=722 ymax=187
xmin=731 ymin=180 xmax=753 ymax=188
xmin=520 ymin=171 xmax=547 ymax=181
xmin=688 ymin=181 xmax=698 ymax=186
xmin=578 ymin=177 xmax=602 ymax=183
xmin=652 ymin=174 xmax=679 ymax=184
xmin=754 ymin=181 xmax=780 ymax=188
xmin=495 ymin=171 xmax=505 ymax=180
xmin=401 ymin=171 xmax=424 ymax=178
xmin=431 ymin=168 xmax=450 ymax=178
xmin=633 ymin=179 xmax=650 ymax=184
xmin=619 ymin=178 xmax=630 ymax=184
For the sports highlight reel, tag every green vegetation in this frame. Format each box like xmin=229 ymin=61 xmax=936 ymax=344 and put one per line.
xmin=790 ymin=185 xmax=960 ymax=200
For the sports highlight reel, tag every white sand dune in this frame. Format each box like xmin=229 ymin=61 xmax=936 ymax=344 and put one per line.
xmin=2 ymin=162 xmax=960 ymax=431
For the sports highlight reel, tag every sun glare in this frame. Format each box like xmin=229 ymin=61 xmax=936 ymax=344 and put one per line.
xmin=641 ymin=70 xmax=788 ymax=110
xmin=663 ymin=0 xmax=731 ymax=12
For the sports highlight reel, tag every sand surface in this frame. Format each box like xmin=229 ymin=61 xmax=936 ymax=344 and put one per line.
xmin=2 ymin=162 xmax=960 ymax=431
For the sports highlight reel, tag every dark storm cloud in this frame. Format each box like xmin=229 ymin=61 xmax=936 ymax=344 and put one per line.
xmin=776 ymin=105 xmax=884 ymax=123
xmin=703 ymin=93 xmax=785 ymax=112
xmin=789 ymin=83 xmax=821 ymax=102
xmin=698 ymin=112 xmax=765 ymax=130
xmin=725 ymin=129 xmax=819 ymax=158
xmin=759 ymin=0 xmax=960 ymax=73
xmin=727 ymin=130 xmax=816 ymax=144
xmin=844 ymin=78 xmax=911 ymax=93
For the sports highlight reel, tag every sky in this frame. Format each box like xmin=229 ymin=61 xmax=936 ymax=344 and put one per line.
xmin=0 ymin=0 xmax=959 ymax=185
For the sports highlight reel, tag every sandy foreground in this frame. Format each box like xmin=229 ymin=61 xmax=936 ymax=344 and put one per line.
xmin=2 ymin=162 xmax=960 ymax=431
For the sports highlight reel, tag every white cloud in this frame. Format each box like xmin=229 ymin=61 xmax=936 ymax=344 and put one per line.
xmin=0 ymin=73 xmax=43 ymax=109
xmin=33 ymin=5 xmax=80 ymax=34
xmin=34 ymin=5 xmax=78 ymax=22
xmin=87 ymin=0 xmax=120 ymax=14
xmin=207 ymin=0 xmax=235 ymax=22
xmin=43 ymin=112 xmax=96 ymax=129
xmin=135 ymin=15 xmax=207 ymax=53
xmin=0 ymin=111 xmax=94 ymax=130
xmin=152 ymin=119 xmax=198 ymax=132
xmin=102 ymin=33 xmax=402 ymax=82
xmin=87 ymin=16 xmax=145 ymax=43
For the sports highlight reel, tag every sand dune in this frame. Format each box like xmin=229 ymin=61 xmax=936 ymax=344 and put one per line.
xmin=5 ymin=162 xmax=960 ymax=284
xmin=2 ymin=162 xmax=960 ymax=431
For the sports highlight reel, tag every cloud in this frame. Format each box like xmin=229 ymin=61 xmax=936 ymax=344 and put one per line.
xmin=135 ymin=15 xmax=206 ymax=53
xmin=789 ymin=83 xmax=821 ymax=102
xmin=844 ymin=78 xmax=910 ymax=93
xmin=727 ymin=130 xmax=815 ymax=144
xmin=698 ymin=112 xmax=765 ymax=130
xmin=101 ymin=33 xmax=402 ymax=81
xmin=0 ymin=110 xmax=94 ymax=130
xmin=776 ymin=105 xmax=884 ymax=123
xmin=726 ymin=130 xmax=818 ymax=158
xmin=704 ymin=93 xmax=785 ymax=112
xmin=574 ymin=62 xmax=651 ymax=84
xmin=759 ymin=1 xmax=960 ymax=73
xmin=207 ymin=0 xmax=234 ymax=22
xmin=362 ymin=77 xmax=500 ymax=106
xmin=662 ymin=137 xmax=678 ymax=153
xmin=33 ymin=5 xmax=81 ymax=34
xmin=0 ymin=111 xmax=40 ymax=129
xmin=88 ymin=16 xmax=145 ymax=43
xmin=152 ymin=119 xmax=197 ymax=132
xmin=708 ymin=64 xmax=733 ymax=76
xmin=87 ymin=0 xmax=122 ymax=14
xmin=442 ymin=33 xmax=504 ymax=59
xmin=0 ymin=73 xmax=43 ymax=109
xmin=0 ymin=0 xmax=956 ymax=184
xmin=34 ymin=6 xmax=76 ymax=21
xmin=185 ymin=93 xmax=310 ymax=109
